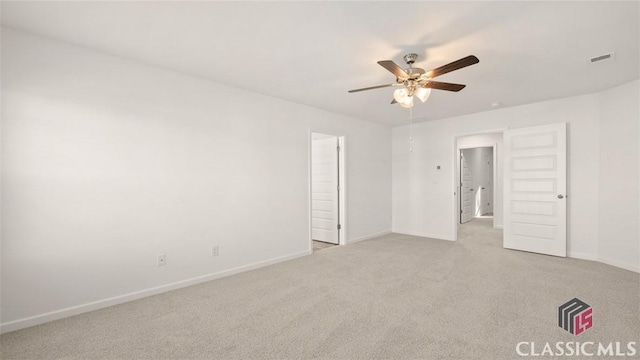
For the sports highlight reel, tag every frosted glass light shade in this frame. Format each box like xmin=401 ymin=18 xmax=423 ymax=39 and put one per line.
xmin=415 ymin=87 xmax=432 ymax=102
xmin=394 ymin=88 xmax=414 ymax=108
xmin=393 ymin=88 xmax=409 ymax=102
xmin=399 ymin=96 xmax=413 ymax=108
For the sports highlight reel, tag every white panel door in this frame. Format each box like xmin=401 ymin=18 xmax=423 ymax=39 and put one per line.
xmin=504 ymin=123 xmax=567 ymax=257
xmin=460 ymin=151 xmax=473 ymax=223
xmin=311 ymin=137 xmax=339 ymax=244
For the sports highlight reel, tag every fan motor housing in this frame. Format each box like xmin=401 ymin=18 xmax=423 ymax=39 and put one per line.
xmin=403 ymin=53 xmax=418 ymax=64
xmin=406 ymin=68 xmax=425 ymax=76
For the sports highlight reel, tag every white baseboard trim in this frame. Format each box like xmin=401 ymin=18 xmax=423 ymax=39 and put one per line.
xmin=392 ymin=230 xmax=455 ymax=241
xmin=0 ymin=249 xmax=311 ymax=334
xmin=567 ymin=252 xmax=639 ymax=273
xmin=596 ymin=255 xmax=640 ymax=273
xmin=567 ymin=252 xmax=598 ymax=261
xmin=494 ymin=225 xmax=504 ymax=229
xmin=347 ymin=230 xmax=392 ymax=244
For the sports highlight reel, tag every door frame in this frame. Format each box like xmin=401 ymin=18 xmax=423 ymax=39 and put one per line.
xmin=452 ymin=129 xmax=505 ymax=241
xmin=309 ymin=131 xmax=346 ymax=251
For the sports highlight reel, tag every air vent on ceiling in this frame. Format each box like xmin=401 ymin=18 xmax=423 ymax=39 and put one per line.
xmin=590 ymin=52 xmax=615 ymax=64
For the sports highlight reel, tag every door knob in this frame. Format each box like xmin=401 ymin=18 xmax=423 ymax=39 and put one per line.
xmin=557 ymin=194 xmax=564 ymax=199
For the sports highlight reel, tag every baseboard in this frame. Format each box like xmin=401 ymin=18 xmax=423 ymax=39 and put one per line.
xmin=347 ymin=229 xmax=392 ymax=244
xmin=567 ymin=252 xmax=597 ymax=261
xmin=596 ymin=255 xmax=640 ymax=273
xmin=567 ymin=252 xmax=639 ymax=273
xmin=0 ymin=249 xmax=311 ymax=334
xmin=494 ymin=225 xmax=504 ymax=229
xmin=392 ymin=230 xmax=455 ymax=241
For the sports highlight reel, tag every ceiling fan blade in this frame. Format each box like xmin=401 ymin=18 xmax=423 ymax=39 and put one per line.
xmin=377 ymin=60 xmax=409 ymax=79
xmin=391 ymin=98 xmax=397 ymax=104
xmin=425 ymin=55 xmax=479 ymax=78
xmin=348 ymin=83 xmax=396 ymax=93
xmin=422 ymin=81 xmax=466 ymax=92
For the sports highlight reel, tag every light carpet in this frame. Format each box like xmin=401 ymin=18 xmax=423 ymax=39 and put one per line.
xmin=313 ymin=240 xmax=337 ymax=252
xmin=2 ymin=218 xmax=639 ymax=359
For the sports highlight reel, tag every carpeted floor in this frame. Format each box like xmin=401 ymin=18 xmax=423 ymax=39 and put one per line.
xmin=313 ymin=240 xmax=337 ymax=252
xmin=1 ymin=219 xmax=639 ymax=359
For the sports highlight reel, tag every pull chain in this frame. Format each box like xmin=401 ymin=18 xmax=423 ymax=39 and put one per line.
xmin=409 ymin=107 xmax=413 ymax=152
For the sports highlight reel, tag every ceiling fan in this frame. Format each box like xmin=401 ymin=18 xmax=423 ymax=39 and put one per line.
xmin=348 ymin=53 xmax=479 ymax=108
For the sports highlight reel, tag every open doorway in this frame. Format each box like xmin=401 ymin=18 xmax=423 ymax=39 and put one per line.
xmin=460 ymin=147 xmax=494 ymax=224
xmin=453 ymin=132 xmax=503 ymax=242
xmin=310 ymin=132 xmax=345 ymax=252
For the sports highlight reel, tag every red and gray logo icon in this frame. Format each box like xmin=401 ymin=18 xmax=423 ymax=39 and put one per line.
xmin=558 ymin=298 xmax=593 ymax=336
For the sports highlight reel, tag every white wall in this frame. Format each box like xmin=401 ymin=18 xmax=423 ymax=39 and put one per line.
xmin=457 ymin=133 xmax=503 ymax=226
xmin=392 ymin=80 xmax=639 ymax=273
xmin=393 ymin=93 xmax=601 ymax=247
xmin=393 ymin=85 xmax=640 ymax=270
xmin=598 ymin=80 xmax=640 ymax=271
xmin=0 ymin=28 xmax=392 ymax=332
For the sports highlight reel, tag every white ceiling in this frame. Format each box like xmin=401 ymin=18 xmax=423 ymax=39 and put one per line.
xmin=1 ymin=1 xmax=638 ymax=126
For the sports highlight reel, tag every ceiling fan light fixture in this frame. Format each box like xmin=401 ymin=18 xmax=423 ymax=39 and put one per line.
xmin=415 ymin=87 xmax=431 ymax=102
xmin=348 ymin=54 xmax=479 ymax=109
xmin=394 ymin=88 xmax=414 ymax=108
xmin=399 ymin=97 xmax=413 ymax=108
xmin=393 ymin=87 xmax=409 ymax=102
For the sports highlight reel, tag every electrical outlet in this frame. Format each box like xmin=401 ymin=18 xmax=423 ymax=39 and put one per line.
xmin=157 ymin=254 xmax=166 ymax=266
xmin=212 ymin=245 xmax=219 ymax=257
